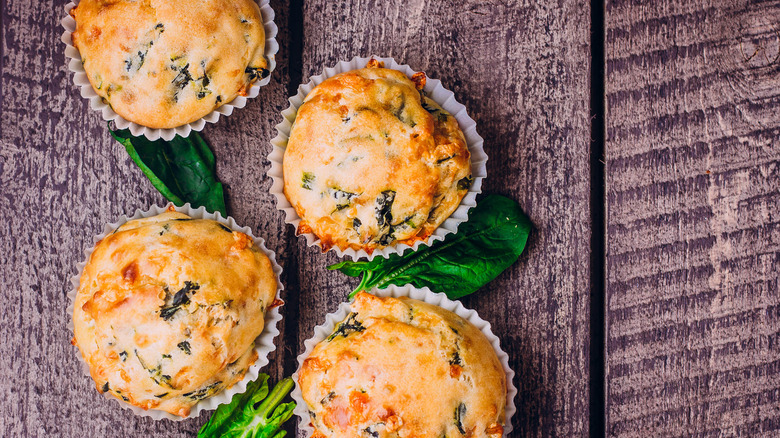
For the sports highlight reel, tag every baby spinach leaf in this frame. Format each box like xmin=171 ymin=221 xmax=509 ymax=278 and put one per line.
xmin=198 ymin=374 xmax=296 ymax=438
xmin=329 ymin=194 xmax=532 ymax=300
xmin=110 ymin=127 xmax=226 ymax=216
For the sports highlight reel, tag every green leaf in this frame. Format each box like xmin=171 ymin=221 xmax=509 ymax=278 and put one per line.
xmin=198 ymin=374 xmax=296 ymax=438
xmin=110 ymin=127 xmax=227 ymax=216
xmin=329 ymin=194 xmax=532 ymax=300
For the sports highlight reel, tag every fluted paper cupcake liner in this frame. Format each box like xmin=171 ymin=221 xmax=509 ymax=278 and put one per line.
xmin=291 ymin=285 xmax=517 ymax=437
xmin=268 ymin=56 xmax=488 ymax=260
xmin=60 ymin=0 xmax=279 ymax=141
xmin=66 ymin=203 xmax=284 ymax=421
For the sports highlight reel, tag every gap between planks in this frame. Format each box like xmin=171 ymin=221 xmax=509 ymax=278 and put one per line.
xmin=282 ymin=1 xmax=305 ymax=437
xmin=590 ymin=0 xmax=608 ymax=436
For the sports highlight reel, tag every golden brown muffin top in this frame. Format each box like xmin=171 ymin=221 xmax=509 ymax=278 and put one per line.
xmin=71 ymin=0 xmax=269 ymax=129
xmin=283 ymin=61 xmax=472 ymax=254
xmin=298 ymin=292 xmax=506 ymax=437
xmin=72 ymin=211 xmax=278 ymax=417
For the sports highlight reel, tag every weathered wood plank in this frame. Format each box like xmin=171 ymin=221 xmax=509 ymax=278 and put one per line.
xmin=605 ymin=0 xmax=780 ymax=435
xmin=296 ymin=1 xmax=593 ymax=436
xmin=0 ymin=0 xmax=296 ymax=435
xmin=1 ymin=0 xmax=592 ymax=436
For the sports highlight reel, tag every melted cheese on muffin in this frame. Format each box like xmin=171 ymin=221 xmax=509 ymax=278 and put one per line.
xmin=72 ymin=211 xmax=278 ymax=417
xmin=71 ymin=0 xmax=269 ymax=129
xmin=298 ymin=292 xmax=506 ymax=437
xmin=283 ymin=61 xmax=472 ymax=253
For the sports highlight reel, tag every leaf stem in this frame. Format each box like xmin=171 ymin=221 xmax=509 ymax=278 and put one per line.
xmin=337 ymin=195 xmax=533 ymax=300
xmin=348 ymin=221 xmax=508 ymax=298
xmin=258 ymin=378 xmax=294 ymax=420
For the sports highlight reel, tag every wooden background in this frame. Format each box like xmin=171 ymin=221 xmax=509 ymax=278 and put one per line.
xmin=605 ymin=0 xmax=780 ymax=436
xmin=0 ymin=0 xmax=778 ymax=437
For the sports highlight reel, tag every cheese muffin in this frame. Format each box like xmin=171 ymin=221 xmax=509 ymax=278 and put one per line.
xmin=72 ymin=210 xmax=279 ymax=417
xmin=298 ymin=292 xmax=506 ymax=437
xmin=283 ymin=60 xmax=472 ymax=254
xmin=70 ymin=0 xmax=269 ymax=129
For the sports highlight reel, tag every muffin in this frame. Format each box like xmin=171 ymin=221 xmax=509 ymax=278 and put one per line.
xmin=70 ymin=0 xmax=270 ymax=129
xmin=297 ymin=292 xmax=506 ymax=437
xmin=72 ymin=210 xmax=279 ymax=417
xmin=283 ymin=60 xmax=472 ymax=254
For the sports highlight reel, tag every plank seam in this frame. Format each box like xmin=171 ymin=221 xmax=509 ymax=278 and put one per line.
xmin=1 ymin=0 xmax=5 ymax=134
xmin=283 ymin=1 xmax=304 ymax=436
xmin=590 ymin=0 xmax=608 ymax=436
xmin=286 ymin=0 xmax=304 ymax=98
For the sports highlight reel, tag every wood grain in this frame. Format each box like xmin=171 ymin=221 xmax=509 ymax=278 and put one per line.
xmin=0 ymin=0 xmax=296 ymax=435
xmin=605 ymin=0 xmax=780 ymax=435
xmin=297 ymin=1 xmax=593 ymax=436
xmin=0 ymin=0 xmax=592 ymax=436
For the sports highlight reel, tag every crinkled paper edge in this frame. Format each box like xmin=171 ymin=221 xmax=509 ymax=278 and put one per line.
xmin=60 ymin=0 xmax=279 ymax=141
xmin=290 ymin=285 xmax=517 ymax=437
xmin=66 ymin=203 xmax=284 ymax=421
xmin=268 ymin=56 xmax=488 ymax=260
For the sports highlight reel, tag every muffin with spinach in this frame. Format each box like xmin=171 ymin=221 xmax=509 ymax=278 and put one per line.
xmin=70 ymin=0 xmax=270 ymax=129
xmin=297 ymin=292 xmax=506 ymax=437
xmin=283 ymin=60 xmax=473 ymax=254
xmin=72 ymin=210 xmax=279 ymax=417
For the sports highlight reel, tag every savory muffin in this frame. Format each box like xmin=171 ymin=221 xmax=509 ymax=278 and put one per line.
xmin=70 ymin=0 xmax=270 ymax=129
xmin=72 ymin=210 xmax=279 ymax=417
xmin=297 ymin=292 xmax=506 ymax=437
xmin=283 ymin=60 xmax=472 ymax=253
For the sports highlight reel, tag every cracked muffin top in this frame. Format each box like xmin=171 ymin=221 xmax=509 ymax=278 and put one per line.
xmin=72 ymin=210 xmax=278 ymax=417
xmin=70 ymin=0 xmax=269 ymax=129
xmin=297 ymin=292 xmax=506 ymax=437
xmin=283 ymin=60 xmax=472 ymax=254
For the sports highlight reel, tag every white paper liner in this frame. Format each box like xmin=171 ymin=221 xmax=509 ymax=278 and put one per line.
xmin=60 ymin=0 xmax=279 ymax=141
xmin=268 ymin=56 xmax=488 ymax=260
xmin=291 ymin=285 xmax=517 ymax=437
xmin=66 ymin=203 xmax=284 ymax=421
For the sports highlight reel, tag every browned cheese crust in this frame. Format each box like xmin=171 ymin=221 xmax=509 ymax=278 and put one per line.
xmin=283 ymin=61 xmax=472 ymax=254
xmin=298 ymin=292 xmax=506 ymax=438
xmin=71 ymin=0 xmax=268 ymax=128
xmin=72 ymin=211 xmax=278 ymax=417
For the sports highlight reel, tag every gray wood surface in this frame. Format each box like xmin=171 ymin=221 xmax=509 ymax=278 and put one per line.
xmin=0 ymin=0 xmax=592 ymax=437
xmin=297 ymin=1 xmax=593 ymax=437
xmin=605 ymin=0 xmax=780 ymax=436
xmin=1 ymin=0 xmax=295 ymax=436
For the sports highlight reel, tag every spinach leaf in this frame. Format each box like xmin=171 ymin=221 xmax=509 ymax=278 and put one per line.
xmin=109 ymin=127 xmax=226 ymax=216
xmin=177 ymin=341 xmax=191 ymax=355
xmin=159 ymin=281 xmax=200 ymax=321
xmin=326 ymin=313 xmax=365 ymax=341
xmin=329 ymin=195 xmax=532 ymax=300
xmin=184 ymin=381 xmax=223 ymax=402
xmin=455 ymin=402 xmax=467 ymax=434
xmin=198 ymin=374 xmax=295 ymax=438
